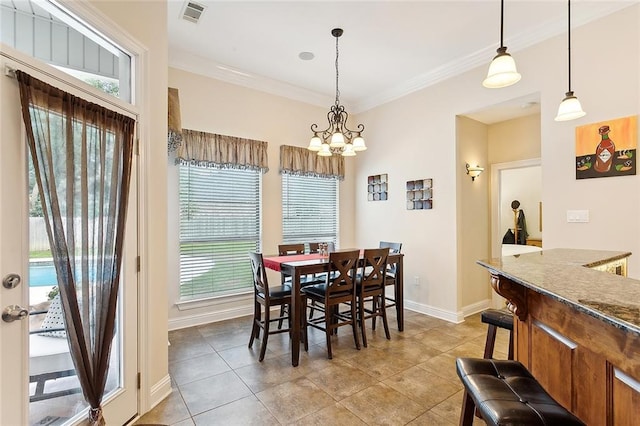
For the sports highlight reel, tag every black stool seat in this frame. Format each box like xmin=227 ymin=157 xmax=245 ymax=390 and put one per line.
xmin=456 ymin=358 xmax=584 ymax=426
xmin=481 ymin=308 xmax=514 ymax=359
xmin=481 ymin=308 xmax=513 ymax=330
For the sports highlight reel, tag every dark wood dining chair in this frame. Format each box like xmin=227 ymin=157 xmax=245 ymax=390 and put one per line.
xmin=248 ymin=251 xmax=293 ymax=361
xmin=301 ymin=250 xmax=361 ymax=359
xmin=308 ymin=242 xmax=320 ymax=253
xmin=278 ymin=243 xmax=305 ymax=256
xmin=356 ymin=248 xmax=391 ymax=347
xmin=378 ymin=241 xmax=402 ymax=328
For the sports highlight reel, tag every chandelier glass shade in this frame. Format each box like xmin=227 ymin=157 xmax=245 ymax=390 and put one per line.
xmin=483 ymin=0 xmax=521 ymax=89
xmin=555 ymin=0 xmax=586 ymax=121
xmin=308 ymin=28 xmax=366 ymax=156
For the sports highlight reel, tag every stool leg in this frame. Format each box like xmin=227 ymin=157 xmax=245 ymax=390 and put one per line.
xmin=459 ymin=390 xmax=476 ymax=426
xmin=483 ymin=324 xmax=497 ymax=359
xmin=508 ymin=330 xmax=514 ymax=360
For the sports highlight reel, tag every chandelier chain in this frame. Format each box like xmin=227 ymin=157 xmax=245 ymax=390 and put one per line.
xmin=335 ymin=34 xmax=340 ymax=105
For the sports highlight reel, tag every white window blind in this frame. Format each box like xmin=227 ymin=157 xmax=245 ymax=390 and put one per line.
xmin=282 ymin=174 xmax=338 ymax=245
xmin=179 ymin=164 xmax=260 ymax=300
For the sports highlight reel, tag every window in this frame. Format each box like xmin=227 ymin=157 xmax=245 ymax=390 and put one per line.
xmin=282 ymin=174 xmax=338 ymax=245
xmin=1 ymin=0 xmax=132 ymax=101
xmin=179 ymin=164 xmax=261 ymax=300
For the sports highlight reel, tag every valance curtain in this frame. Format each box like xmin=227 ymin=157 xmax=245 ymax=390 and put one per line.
xmin=279 ymin=145 xmax=345 ymax=180
xmin=17 ymin=71 xmax=135 ymax=425
xmin=168 ymin=87 xmax=183 ymax=152
xmin=175 ymin=129 xmax=269 ymax=173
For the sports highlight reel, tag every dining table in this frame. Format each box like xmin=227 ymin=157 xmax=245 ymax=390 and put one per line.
xmin=263 ymin=249 xmax=404 ymax=366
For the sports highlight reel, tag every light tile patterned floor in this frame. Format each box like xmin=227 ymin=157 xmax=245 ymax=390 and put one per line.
xmin=136 ymin=310 xmax=508 ymax=425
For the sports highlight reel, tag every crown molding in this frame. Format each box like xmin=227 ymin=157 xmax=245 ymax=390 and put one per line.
xmin=169 ymin=48 xmax=334 ymax=108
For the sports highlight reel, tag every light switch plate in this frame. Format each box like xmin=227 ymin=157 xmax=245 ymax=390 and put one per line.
xmin=567 ymin=210 xmax=589 ymax=223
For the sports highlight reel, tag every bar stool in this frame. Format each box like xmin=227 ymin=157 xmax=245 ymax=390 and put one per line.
xmin=456 ymin=358 xmax=585 ymax=426
xmin=481 ymin=308 xmax=514 ymax=360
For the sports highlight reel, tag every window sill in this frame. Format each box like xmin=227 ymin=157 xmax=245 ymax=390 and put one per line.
xmin=175 ymin=291 xmax=253 ymax=311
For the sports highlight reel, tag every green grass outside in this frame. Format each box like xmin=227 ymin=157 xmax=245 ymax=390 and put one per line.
xmin=179 ymin=240 xmax=257 ymax=299
xmin=30 ymin=250 xmax=52 ymax=258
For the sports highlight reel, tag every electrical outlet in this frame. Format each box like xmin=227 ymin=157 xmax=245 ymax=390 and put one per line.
xmin=567 ymin=210 xmax=589 ymax=223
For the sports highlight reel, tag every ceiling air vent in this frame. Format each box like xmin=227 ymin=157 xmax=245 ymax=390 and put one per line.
xmin=181 ymin=1 xmax=206 ymax=24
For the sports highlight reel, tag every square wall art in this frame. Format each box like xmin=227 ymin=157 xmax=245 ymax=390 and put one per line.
xmin=575 ymin=115 xmax=637 ymax=179
xmin=367 ymin=174 xmax=388 ymax=201
xmin=406 ymin=178 xmax=432 ymax=210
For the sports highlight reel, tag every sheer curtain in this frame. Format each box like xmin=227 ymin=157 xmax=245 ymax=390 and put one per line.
xmin=17 ymin=71 xmax=135 ymax=425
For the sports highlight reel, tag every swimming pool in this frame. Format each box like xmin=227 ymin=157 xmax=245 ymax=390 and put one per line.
xmin=29 ymin=263 xmax=58 ymax=287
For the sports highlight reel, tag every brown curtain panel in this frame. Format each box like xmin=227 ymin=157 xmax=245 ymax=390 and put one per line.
xmin=279 ymin=145 xmax=345 ymax=180
xmin=16 ymin=71 xmax=135 ymax=425
xmin=176 ymin=129 xmax=269 ymax=172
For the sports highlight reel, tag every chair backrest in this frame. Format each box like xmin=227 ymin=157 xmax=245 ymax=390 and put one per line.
xmin=326 ymin=250 xmax=359 ymax=298
xmin=278 ymin=243 xmax=305 ymax=256
xmin=360 ymin=248 xmax=389 ymax=292
xmin=380 ymin=241 xmax=402 ymax=275
xmin=249 ymin=252 xmax=270 ymax=299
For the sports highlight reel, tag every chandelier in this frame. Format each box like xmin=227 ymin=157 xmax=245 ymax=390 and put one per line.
xmin=308 ymin=28 xmax=366 ymax=157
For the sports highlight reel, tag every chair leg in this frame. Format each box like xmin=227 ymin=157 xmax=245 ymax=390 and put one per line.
xmin=371 ymin=297 xmax=377 ymax=330
xmin=350 ymin=299 xmax=360 ymax=351
xmin=359 ymin=296 xmax=368 ymax=348
xmin=248 ymin=301 xmax=260 ymax=348
xmin=483 ymin=324 xmax=497 ymax=359
xmin=379 ymin=295 xmax=391 ymax=340
xmin=459 ymin=390 xmax=476 ymax=426
xmin=301 ymin=296 xmax=309 ymax=352
xmin=277 ymin=304 xmax=287 ymax=330
xmin=325 ymin=310 xmax=333 ymax=359
xmin=259 ymin=305 xmax=270 ymax=362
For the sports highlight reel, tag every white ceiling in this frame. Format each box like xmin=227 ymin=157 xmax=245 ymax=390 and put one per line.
xmin=167 ymin=0 xmax=635 ymax=122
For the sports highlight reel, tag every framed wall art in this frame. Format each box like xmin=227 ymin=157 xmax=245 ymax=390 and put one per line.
xmin=406 ymin=178 xmax=432 ymax=210
xmin=575 ymin=115 xmax=637 ymax=179
xmin=367 ymin=174 xmax=388 ymax=201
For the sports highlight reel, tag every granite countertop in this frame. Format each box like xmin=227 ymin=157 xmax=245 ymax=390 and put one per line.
xmin=477 ymin=248 xmax=640 ymax=337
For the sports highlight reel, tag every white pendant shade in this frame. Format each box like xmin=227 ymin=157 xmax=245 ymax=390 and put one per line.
xmin=318 ymin=143 xmax=332 ymax=156
xmin=483 ymin=50 xmax=521 ymax=88
xmin=308 ymin=135 xmax=322 ymax=151
xmin=341 ymin=143 xmax=356 ymax=156
xmin=555 ymin=91 xmax=586 ymax=121
xmin=352 ymin=136 xmax=366 ymax=151
xmin=329 ymin=132 xmax=345 ymax=148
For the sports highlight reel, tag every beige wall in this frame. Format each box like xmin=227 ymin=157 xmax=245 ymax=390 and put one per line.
xmin=488 ymin=114 xmax=541 ymax=164
xmin=457 ymin=117 xmax=491 ymax=310
xmin=88 ymin=0 xmax=170 ymax=412
xmin=167 ymin=67 xmax=357 ymax=327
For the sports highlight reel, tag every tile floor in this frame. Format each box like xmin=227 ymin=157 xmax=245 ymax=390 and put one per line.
xmin=135 ymin=310 xmax=508 ymax=425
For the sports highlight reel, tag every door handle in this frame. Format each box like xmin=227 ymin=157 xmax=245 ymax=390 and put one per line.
xmin=2 ymin=273 xmax=21 ymax=289
xmin=2 ymin=305 xmax=29 ymax=322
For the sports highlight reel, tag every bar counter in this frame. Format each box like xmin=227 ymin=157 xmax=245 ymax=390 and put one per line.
xmin=477 ymin=248 xmax=639 ymax=425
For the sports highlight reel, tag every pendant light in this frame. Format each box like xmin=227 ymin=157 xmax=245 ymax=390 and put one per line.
xmin=483 ymin=0 xmax=521 ymax=88
xmin=555 ymin=0 xmax=586 ymax=121
xmin=308 ymin=28 xmax=366 ymax=157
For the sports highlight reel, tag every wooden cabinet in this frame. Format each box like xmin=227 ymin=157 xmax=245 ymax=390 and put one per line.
xmin=490 ymin=272 xmax=640 ymax=425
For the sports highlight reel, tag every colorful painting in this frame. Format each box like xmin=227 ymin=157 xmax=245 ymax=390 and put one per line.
xmin=575 ymin=115 xmax=637 ymax=179
xmin=367 ymin=174 xmax=388 ymax=201
xmin=406 ymin=179 xmax=433 ymax=210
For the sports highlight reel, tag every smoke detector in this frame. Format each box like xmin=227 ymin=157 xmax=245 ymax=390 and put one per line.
xmin=181 ymin=1 xmax=206 ymax=24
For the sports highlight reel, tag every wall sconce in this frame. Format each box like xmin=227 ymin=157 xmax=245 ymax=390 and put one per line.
xmin=466 ymin=164 xmax=484 ymax=181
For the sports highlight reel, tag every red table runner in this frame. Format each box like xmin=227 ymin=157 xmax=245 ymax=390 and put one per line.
xmin=263 ymin=253 xmax=326 ymax=272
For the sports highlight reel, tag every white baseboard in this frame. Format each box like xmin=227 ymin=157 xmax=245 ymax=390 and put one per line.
xmin=404 ymin=298 xmax=492 ymax=324
xmin=169 ymin=303 xmax=254 ymax=331
xmin=461 ymin=299 xmax=492 ymax=318
xmin=404 ymin=300 xmax=462 ymax=323
xmin=148 ymin=374 xmax=172 ymax=411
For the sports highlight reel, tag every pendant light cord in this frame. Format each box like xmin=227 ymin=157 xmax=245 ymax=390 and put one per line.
xmin=567 ymin=0 xmax=572 ymax=92
xmin=500 ymin=0 xmax=504 ymax=48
